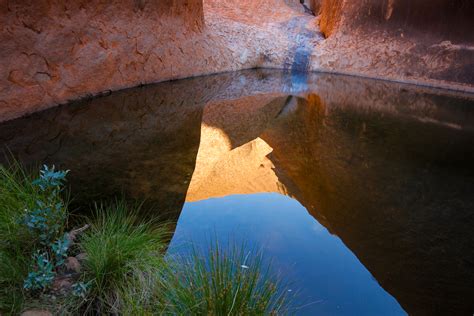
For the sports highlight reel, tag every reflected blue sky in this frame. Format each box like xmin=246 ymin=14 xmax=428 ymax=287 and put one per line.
xmin=1 ymin=68 xmax=472 ymax=314
xmin=168 ymin=193 xmax=406 ymax=316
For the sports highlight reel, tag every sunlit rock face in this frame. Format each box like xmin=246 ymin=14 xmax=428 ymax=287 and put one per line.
xmin=0 ymin=0 xmax=320 ymax=121
xmin=1 ymin=0 xmax=473 ymax=121
xmin=0 ymin=0 xmax=203 ymax=121
xmin=310 ymin=0 xmax=474 ymax=90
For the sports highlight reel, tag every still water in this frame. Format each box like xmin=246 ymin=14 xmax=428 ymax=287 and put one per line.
xmin=169 ymin=193 xmax=405 ymax=315
xmin=1 ymin=70 xmax=473 ymax=315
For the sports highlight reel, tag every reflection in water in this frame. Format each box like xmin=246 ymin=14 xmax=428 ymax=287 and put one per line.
xmin=169 ymin=193 xmax=405 ymax=315
xmin=1 ymin=70 xmax=474 ymax=315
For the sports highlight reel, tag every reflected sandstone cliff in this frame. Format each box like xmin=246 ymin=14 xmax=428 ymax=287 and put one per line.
xmin=1 ymin=70 xmax=473 ymax=314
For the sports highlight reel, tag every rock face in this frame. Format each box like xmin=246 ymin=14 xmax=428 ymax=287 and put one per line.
xmin=0 ymin=0 xmax=473 ymax=120
xmin=310 ymin=0 xmax=474 ymax=91
xmin=0 ymin=0 xmax=320 ymax=121
xmin=0 ymin=0 xmax=205 ymax=120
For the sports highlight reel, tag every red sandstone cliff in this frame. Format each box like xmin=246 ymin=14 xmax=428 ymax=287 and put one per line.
xmin=1 ymin=0 xmax=473 ymax=121
xmin=310 ymin=0 xmax=474 ymax=90
xmin=0 ymin=0 xmax=318 ymax=121
xmin=0 ymin=0 xmax=205 ymax=120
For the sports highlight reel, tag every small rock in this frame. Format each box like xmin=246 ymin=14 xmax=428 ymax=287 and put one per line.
xmin=52 ymin=276 xmax=73 ymax=292
xmin=67 ymin=224 xmax=90 ymax=243
xmin=66 ymin=256 xmax=81 ymax=273
xmin=21 ymin=310 xmax=52 ymax=316
xmin=76 ymin=252 xmax=87 ymax=261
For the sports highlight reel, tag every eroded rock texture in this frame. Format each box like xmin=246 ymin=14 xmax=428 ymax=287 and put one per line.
xmin=0 ymin=0 xmax=320 ymax=121
xmin=0 ymin=0 xmax=201 ymax=120
xmin=310 ymin=0 xmax=474 ymax=91
xmin=1 ymin=0 xmax=473 ymax=121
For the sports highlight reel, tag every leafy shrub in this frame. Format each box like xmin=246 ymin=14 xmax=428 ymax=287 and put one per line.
xmin=0 ymin=163 xmax=70 ymax=313
xmin=50 ymin=233 xmax=71 ymax=267
xmin=72 ymin=281 xmax=91 ymax=299
xmin=23 ymin=252 xmax=55 ymax=291
xmin=1 ymin=164 xmax=292 ymax=315
xmin=22 ymin=165 xmax=70 ymax=293
xmin=24 ymin=165 xmax=68 ymax=245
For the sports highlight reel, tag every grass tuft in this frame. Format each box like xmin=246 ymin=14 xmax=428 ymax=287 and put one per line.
xmin=120 ymin=242 xmax=291 ymax=315
xmin=0 ymin=162 xmax=45 ymax=313
xmin=77 ymin=200 xmax=169 ymax=314
xmin=160 ymin=243 xmax=291 ymax=315
xmin=0 ymin=162 xmax=293 ymax=315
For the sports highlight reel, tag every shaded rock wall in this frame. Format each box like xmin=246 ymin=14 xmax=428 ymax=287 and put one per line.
xmin=311 ymin=0 xmax=474 ymax=41
xmin=262 ymin=93 xmax=474 ymax=315
xmin=310 ymin=0 xmax=474 ymax=90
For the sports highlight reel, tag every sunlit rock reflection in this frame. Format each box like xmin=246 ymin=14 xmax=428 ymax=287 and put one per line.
xmin=187 ymin=95 xmax=291 ymax=201
xmin=1 ymin=69 xmax=473 ymax=314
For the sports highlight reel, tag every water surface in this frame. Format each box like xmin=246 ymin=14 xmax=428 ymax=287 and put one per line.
xmin=1 ymin=70 xmax=473 ymax=315
xmin=169 ymin=193 xmax=405 ymax=315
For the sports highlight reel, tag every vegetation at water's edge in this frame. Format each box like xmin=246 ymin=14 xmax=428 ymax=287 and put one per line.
xmin=0 ymin=163 xmax=291 ymax=315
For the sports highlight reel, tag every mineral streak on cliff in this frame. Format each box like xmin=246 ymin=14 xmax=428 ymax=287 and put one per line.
xmin=1 ymin=0 xmax=473 ymax=121
xmin=0 ymin=0 xmax=320 ymax=121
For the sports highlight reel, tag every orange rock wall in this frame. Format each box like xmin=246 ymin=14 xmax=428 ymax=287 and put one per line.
xmin=0 ymin=0 xmax=205 ymax=120
xmin=0 ymin=0 xmax=319 ymax=121
xmin=1 ymin=0 xmax=473 ymax=121
xmin=311 ymin=0 xmax=474 ymax=91
xmin=309 ymin=0 xmax=342 ymax=37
